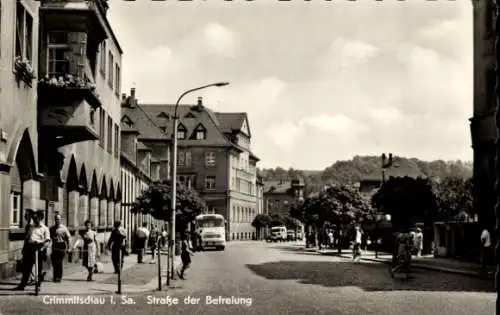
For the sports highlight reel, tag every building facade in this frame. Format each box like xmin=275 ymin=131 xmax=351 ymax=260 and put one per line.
xmin=471 ymin=0 xmax=497 ymax=229
xmin=263 ymin=179 xmax=305 ymax=218
xmin=36 ymin=0 xmax=123 ymax=250
xmin=0 ymin=0 xmax=41 ymax=278
xmin=0 ymin=0 xmax=123 ymax=277
xmin=141 ymin=97 xmax=260 ymax=241
xmin=120 ymin=88 xmax=171 ymax=247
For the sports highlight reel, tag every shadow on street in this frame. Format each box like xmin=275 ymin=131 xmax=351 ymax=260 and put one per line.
xmin=245 ymin=260 xmax=495 ymax=293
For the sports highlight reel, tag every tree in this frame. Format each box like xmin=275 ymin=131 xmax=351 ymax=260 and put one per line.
xmin=252 ymin=214 xmax=272 ymax=229
xmin=433 ymin=176 xmax=473 ymax=221
xmin=372 ymin=176 xmax=437 ymax=230
xmin=132 ymin=181 xmax=206 ymax=232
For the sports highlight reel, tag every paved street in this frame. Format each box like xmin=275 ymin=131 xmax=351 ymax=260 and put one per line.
xmin=0 ymin=241 xmax=495 ymax=315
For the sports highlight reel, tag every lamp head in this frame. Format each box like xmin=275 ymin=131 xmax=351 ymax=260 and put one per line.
xmin=213 ymin=82 xmax=229 ymax=87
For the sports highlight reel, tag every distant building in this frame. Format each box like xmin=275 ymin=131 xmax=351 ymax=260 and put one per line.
xmin=138 ymin=96 xmax=260 ymax=241
xmin=359 ymin=167 xmax=426 ymax=200
xmin=120 ymin=88 xmax=170 ymax=247
xmin=471 ymin=0 xmax=496 ymax=229
xmin=263 ymin=179 xmax=304 ymax=218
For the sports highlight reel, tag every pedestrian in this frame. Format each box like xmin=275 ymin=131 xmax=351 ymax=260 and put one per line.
xmin=107 ymin=221 xmax=126 ymax=273
xmin=177 ymin=233 xmax=193 ymax=280
xmin=328 ymin=230 xmax=334 ymax=249
xmin=15 ymin=211 xmax=50 ymax=290
xmin=352 ymin=225 xmax=363 ymax=261
xmin=161 ymin=228 xmax=167 ymax=248
xmin=191 ymin=229 xmax=198 ymax=252
xmin=389 ymin=232 xmax=412 ymax=278
xmin=49 ymin=214 xmax=71 ymax=282
xmin=480 ymin=227 xmax=492 ymax=273
xmin=135 ymin=223 xmax=149 ymax=263
xmin=414 ymin=227 xmax=423 ymax=257
xmin=149 ymin=225 xmax=159 ymax=262
xmin=81 ymin=220 xmax=98 ymax=281
xmin=197 ymin=229 xmax=203 ymax=251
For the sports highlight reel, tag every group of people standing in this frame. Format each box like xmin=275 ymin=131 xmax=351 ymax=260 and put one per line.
xmin=14 ymin=212 xmax=199 ymax=289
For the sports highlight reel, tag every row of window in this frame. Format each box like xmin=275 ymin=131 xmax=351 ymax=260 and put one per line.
xmin=14 ymin=2 xmax=122 ymax=97
xmin=176 ymin=124 xmax=206 ymax=140
xmin=99 ymin=41 xmax=121 ymax=96
xmin=177 ymin=151 xmax=216 ymax=167
xmin=94 ymin=108 xmax=119 ymax=157
xmin=177 ymin=175 xmax=216 ymax=190
xmin=232 ymin=205 xmax=256 ymax=223
xmin=232 ymin=232 xmax=255 ymax=241
xmin=231 ymin=177 xmax=256 ymax=195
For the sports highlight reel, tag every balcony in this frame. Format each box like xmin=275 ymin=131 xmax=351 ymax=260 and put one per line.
xmin=38 ymin=75 xmax=100 ymax=147
xmin=40 ymin=0 xmax=108 ymax=44
xmin=236 ymin=168 xmax=254 ymax=180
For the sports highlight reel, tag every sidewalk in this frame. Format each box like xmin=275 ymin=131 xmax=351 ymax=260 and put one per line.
xmin=0 ymin=250 xmax=182 ymax=296
xmin=317 ymin=248 xmax=494 ymax=280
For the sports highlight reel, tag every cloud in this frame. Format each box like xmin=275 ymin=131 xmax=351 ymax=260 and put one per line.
xmin=109 ymin=2 xmax=473 ymax=169
xmin=203 ymin=23 xmax=240 ymax=58
xmin=327 ymin=38 xmax=379 ymax=68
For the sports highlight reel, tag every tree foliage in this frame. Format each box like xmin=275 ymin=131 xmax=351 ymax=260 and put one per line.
xmin=372 ymin=177 xmax=437 ymax=230
xmin=252 ymin=214 xmax=272 ymax=228
xmin=258 ymin=156 xmax=472 ymax=191
xmin=132 ymin=181 xmax=206 ymax=229
xmin=433 ymin=177 xmax=473 ymax=221
xmin=291 ymin=184 xmax=373 ymax=226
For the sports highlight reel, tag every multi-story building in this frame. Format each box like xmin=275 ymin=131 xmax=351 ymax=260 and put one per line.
xmin=36 ymin=0 xmax=123 ymax=250
xmin=0 ymin=0 xmax=123 ymax=277
xmin=0 ymin=0 xmax=41 ymax=278
xmin=141 ymin=97 xmax=260 ymax=241
xmin=263 ymin=179 xmax=304 ymax=218
xmin=120 ymin=88 xmax=170 ymax=247
xmin=471 ymin=0 xmax=497 ymax=229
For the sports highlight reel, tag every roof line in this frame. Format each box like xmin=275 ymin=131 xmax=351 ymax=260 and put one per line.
xmin=135 ymin=104 xmax=168 ymax=137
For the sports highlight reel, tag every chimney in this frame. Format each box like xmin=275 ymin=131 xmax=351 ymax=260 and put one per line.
xmin=128 ymin=87 xmax=137 ymax=108
xmin=197 ymin=97 xmax=203 ymax=106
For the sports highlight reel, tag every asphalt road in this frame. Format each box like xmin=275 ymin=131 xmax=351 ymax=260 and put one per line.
xmin=0 ymin=241 xmax=495 ymax=315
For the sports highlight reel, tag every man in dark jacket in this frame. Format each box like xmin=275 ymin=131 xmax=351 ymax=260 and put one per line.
xmin=107 ymin=221 xmax=126 ymax=273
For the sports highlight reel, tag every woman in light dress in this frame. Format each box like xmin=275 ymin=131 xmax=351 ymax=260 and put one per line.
xmin=81 ymin=220 xmax=98 ymax=281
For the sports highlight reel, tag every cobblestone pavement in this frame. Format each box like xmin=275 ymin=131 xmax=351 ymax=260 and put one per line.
xmin=0 ymin=241 xmax=495 ymax=315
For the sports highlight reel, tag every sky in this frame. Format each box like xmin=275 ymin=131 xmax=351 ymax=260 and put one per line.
xmin=108 ymin=0 xmax=473 ymax=170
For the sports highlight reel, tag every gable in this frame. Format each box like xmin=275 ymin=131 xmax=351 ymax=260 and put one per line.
xmin=241 ymin=118 xmax=249 ymax=136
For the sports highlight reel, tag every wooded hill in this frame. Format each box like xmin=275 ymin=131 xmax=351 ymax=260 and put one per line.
xmin=258 ymin=156 xmax=472 ymax=192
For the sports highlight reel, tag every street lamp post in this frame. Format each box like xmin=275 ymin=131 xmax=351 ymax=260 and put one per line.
xmin=377 ymin=153 xmax=393 ymax=259
xmin=169 ymin=82 xmax=229 ymax=283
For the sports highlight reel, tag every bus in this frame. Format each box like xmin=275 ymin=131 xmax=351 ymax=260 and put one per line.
xmin=194 ymin=214 xmax=226 ymax=251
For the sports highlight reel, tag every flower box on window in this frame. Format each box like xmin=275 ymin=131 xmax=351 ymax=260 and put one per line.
xmin=38 ymin=74 xmax=101 ymax=108
xmin=14 ymin=56 xmax=36 ymax=86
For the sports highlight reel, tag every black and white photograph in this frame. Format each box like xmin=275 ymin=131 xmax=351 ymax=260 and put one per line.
xmin=0 ymin=0 xmax=496 ymax=314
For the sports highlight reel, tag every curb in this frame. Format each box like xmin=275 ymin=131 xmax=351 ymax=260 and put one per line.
xmin=336 ymin=254 xmax=494 ymax=280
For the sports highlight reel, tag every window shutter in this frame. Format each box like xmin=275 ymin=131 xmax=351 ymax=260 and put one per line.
xmin=10 ymin=163 xmax=22 ymax=193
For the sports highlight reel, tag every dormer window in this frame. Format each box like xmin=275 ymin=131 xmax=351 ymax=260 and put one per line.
xmin=177 ymin=124 xmax=186 ymax=139
xmin=121 ymin=115 xmax=134 ymax=128
xmin=193 ymin=124 xmax=206 ymax=140
xmin=184 ymin=112 xmax=196 ymax=118
xmin=157 ymin=112 xmax=170 ymax=119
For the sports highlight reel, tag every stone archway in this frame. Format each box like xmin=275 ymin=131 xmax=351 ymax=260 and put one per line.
xmin=8 ymin=129 xmax=38 ymax=228
xmin=63 ymin=156 xmax=78 ymax=227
